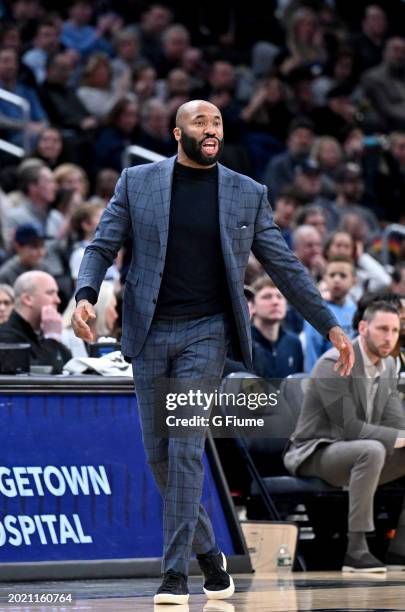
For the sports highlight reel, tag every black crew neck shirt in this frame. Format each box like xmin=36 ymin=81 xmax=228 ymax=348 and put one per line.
xmin=155 ymin=162 xmax=228 ymax=318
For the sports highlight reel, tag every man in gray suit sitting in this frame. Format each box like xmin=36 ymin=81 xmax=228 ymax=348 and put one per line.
xmin=285 ymin=301 xmax=405 ymax=573
xmin=71 ymin=99 xmax=354 ymax=604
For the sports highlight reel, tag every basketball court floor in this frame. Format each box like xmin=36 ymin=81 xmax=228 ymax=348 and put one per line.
xmin=2 ymin=571 xmax=405 ymax=611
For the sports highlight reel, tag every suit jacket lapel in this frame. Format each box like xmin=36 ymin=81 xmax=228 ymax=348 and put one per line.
xmin=218 ymin=163 xmax=239 ymax=256
xmin=153 ymin=156 xmax=176 ymax=257
xmin=352 ymin=339 xmax=368 ymax=420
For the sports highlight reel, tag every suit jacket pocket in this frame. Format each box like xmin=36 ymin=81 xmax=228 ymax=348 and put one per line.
xmin=231 ymin=225 xmax=253 ymax=253
xmin=125 ymin=275 xmax=139 ymax=287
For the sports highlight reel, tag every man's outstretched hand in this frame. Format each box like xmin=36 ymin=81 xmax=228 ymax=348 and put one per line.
xmin=328 ymin=326 xmax=355 ymax=376
xmin=71 ymin=300 xmax=96 ymax=342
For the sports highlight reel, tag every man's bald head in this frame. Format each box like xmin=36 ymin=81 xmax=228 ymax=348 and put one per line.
xmin=14 ymin=270 xmax=51 ymax=302
xmin=14 ymin=270 xmax=60 ymax=329
xmin=175 ymin=99 xmax=221 ymax=129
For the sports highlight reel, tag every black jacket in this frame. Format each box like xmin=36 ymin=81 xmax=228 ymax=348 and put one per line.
xmin=0 ymin=311 xmax=71 ymax=374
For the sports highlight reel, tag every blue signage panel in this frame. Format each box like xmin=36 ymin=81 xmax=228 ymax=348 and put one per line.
xmin=0 ymin=393 xmax=235 ymax=563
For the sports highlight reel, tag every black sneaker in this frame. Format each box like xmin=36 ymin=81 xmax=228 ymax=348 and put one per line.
xmin=342 ymin=552 xmax=386 ymax=573
xmin=154 ymin=569 xmax=189 ymax=604
xmin=385 ymin=551 xmax=405 ymax=571
xmin=197 ymin=550 xmax=235 ymax=600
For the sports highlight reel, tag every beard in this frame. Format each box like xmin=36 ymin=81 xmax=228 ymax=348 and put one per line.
xmin=180 ymin=130 xmax=224 ymax=166
xmin=364 ymin=331 xmax=393 ymax=358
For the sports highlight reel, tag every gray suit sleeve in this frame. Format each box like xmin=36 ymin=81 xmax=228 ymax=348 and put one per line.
xmin=251 ymin=185 xmax=338 ymax=337
xmin=75 ymin=169 xmax=131 ymax=297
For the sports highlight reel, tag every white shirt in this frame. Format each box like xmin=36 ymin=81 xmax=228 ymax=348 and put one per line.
xmin=358 ymin=336 xmax=386 ymax=423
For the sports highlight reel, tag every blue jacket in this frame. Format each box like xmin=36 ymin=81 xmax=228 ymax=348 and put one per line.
xmin=252 ymin=324 xmax=303 ymax=378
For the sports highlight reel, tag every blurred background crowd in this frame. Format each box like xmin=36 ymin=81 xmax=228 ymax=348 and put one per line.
xmin=0 ymin=0 xmax=404 ymax=376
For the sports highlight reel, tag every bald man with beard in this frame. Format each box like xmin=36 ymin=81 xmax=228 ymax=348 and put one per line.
xmin=71 ymin=100 xmax=354 ymax=604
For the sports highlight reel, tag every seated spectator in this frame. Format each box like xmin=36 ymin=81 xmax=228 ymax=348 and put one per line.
xmin=111 ymin=28 xmax=143 ymax=87
xmin=153 ymin=24 xmax=190 ymax=79
xmin=0 ymin=47 xmax=48 ymax=146
xmin=0 ymin=224 xmax=48 ymax=286
xmin=77 ymin=52 xmax=130 ymax=119
xmin=161 ymin=68 xmax=192 ymax=121
xmin=69 ymin=203 xmax=118 ymax=283
xmin=304 ymin=256 xmax=357 ymax=372
xmin=47 ymin=187 xmax=82 ymax=238
xmin=0 ymin=270 xmax=71 ymax=373
xmin=293 ymin=224 xmax=326 ymax=281
xmin=363 ymin=131 xmax=405 ymax=223
xmin=352 ymin=289 xmax=404 ymax=375
xmin=273 ymin=186 xmax=303 ymax=249
xmin=39 ymin=51 xmax=97 ymax=134
xmin=0 ymin=283 xmax=14 ymax=324
xmin=241 ymin=76 xmax=293 ymax=178
xmin=53 ymin=163 xmax=89 ymax=202
xmin=95 ymin=95 xmax=139 ymax=172
xmin=61 ymin=281 xmax=119 ymax=357
xmin=284 ymin=301 xmax=405 ymax=573
xmin=32 ymin=126 xmax=67 ymax=169
xmin=311 ymin=48 xmax=357 ymax=106
xmin=361 ymin=37 xmax=405 ymax=132
xmin=181 ymin=47 xmax=206 ymax=94
xmin=263 ymin=117 xmax=315 ymax=202
xmin=351 ymin=5 xmax=387 ymax=73
xmin=21 ymin=19 xmax=60 ymax=85
xmin=277 ymin=7 xmax=327 ymax=77
xmin=311 ymin=135 xmax=343 ymax=198
xmin=137 ymin=98 xmax=176 ymax=156
xmin=295 ymin=204 xmax=328 ymax=241
xmin=311 ymin=83 xmax=358 ymax=143
xmin=293 ymin=160 xmax=323 ymax=206
xmin=338 ymin=214 xmax=391 ymax=300
xmin=323 ymin=230 xmax=355 ymax=261
xmin=132 ymin=62 xmax=157 ymax=103
xmin=332 ymin=163 xmax=380 ymax=234
xmin=137 ymin=4 xmax=173 ymax=67
xmin=0 ymin=23 xmax=21 ymax=54
xmin=61 ymin=0 xmax=114 ymax=59
xmin=241 ymin=77 xmax=293 ymax=143
xmin=251 ymin=275 xmax=303 ymax=378
xmin=4 ymin=159 xmax=56 ymax=245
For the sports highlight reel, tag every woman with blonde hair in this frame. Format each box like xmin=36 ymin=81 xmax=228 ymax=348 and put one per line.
xmin=77 ymin=52 xmax=130 ymax=118
xmin=311 ymin=135 xmax=343 ymax=197
xmin=280 ymin=7 xmax=326 ymax=76
xmin=53 ymin=163 xmax=89 ymax=201
xmin=0 ymin=284 xmax=14 ymax=324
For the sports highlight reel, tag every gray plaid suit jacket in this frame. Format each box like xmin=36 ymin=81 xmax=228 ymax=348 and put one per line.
xmin=76 ymin=156 xmax=338 ymax=365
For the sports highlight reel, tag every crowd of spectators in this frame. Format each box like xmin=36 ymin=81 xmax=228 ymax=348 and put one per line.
xmin=0 ymin=0 xmax=404 ymax=376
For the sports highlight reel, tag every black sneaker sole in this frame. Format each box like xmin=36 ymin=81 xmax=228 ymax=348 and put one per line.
xmin=203 ymin=553 xmax=235 ymax=600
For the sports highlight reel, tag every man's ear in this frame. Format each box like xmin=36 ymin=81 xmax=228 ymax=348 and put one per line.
xmin=173 ymin=126 xmax=181 ymax=142
xmin=358 ymin=320 xmax=367 ymax=336
xmin=20 ymin=291 xmax=33 ymax=309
